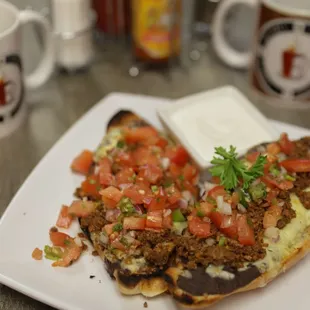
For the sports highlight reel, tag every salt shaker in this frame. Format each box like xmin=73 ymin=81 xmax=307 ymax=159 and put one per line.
xmin=51 ymin=0 xmax=95 ymax=72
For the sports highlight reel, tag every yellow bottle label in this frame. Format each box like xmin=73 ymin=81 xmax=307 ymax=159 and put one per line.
xmin=132 ymin=0 xmax=181 ymax=59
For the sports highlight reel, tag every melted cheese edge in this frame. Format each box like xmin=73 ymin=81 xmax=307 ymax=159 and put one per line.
xmin=253 ymin=191 xmax=310 ymax=279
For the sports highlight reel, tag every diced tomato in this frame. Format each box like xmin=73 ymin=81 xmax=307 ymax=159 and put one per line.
xmin=266 ymin=189 xmax=279 ymax=204
xmin=50 ymin=231 xmax=72 ymax=247
xmin=32 ymin=248 xmax=43 ymax=260
xmin=147 ymin=188 xmax=167 ymax=211
xmin=168 ymin=146 xmax=189 ymax=167
xmin=267 ymin=143 xmax=281 ymax=155
xmin=182 ymin=180 xmax=199 ymax=197
xmin=138 ymin=164 xmax=163 ymax=184
xmin=169 ymin=162 xmax=183 ymax=179
xmin=188 ymin=216 xmax=212 ymax=238
xmin=146 ymin=210 xmax=163 ymax=229
xmin=98 ymin=157 xmax=112 ymax=173
xmin=99 ymin=172 xmax=115 ymax=187
xmin=211 ymin=176 xmax=221 ymax=184
xmin=71 ymin=150 xmax=93 ymax=175
xmin=165 ymin=184 xmax=182 ymax=205
xmin=114 ymin=151 xmax=134 ymax=167
xmin=221 ymin=213 xmax=238 ymax=239
xmin=125 ymin=126 xmax=158 ymax=144
xmin=261 ymin=175 xmax=294 ymax=190
xmin=163 ymin=212 xmax=173 ymax=229
xmin=263 ymin=205 xmax=282 ymax=229
xmin=115 ymin=167 xmax=135 ymax=186
xmin=100 ymin=186 xmax=123 ymax=208
xmin=132 ymin=146 xmax=160 ymax=166
xmin=209 ymin=211 xmax=238 ymax=239
xmin=231 ymin=192 xmax=240 ymax=207
xmin=280 ymin=159 xmax=310 ymax=173
xmin=279 ymin=133 xmax=295 ymax=155
xmin=246 ymin=152 xmax=260 ymax=163
xmin=207 ymin=186 xmax=227 ymax=200
xmin=111 ymin=239 xmax=126 ymax=251
xmin=123 ymin=217 xmax=146 ymax=230
xmin=69 ymin=200 xmax=96 ymax=217
xmin=104 ymin=223 xmax=116 ymax=235
xmin=81 ymin=175 xmax=101 ymax=199
xmin=52 ymin=244 xmax=82 ymax=267
xmin=56 ymin=205 xmax=73 ymax=229
xmin=123 ymin=182 xmax=152 ymax=204
xmin=237 ymin=215 xmax=255 ymax=246
xmin=155 ymin=137 xmax=168 ymax=149
xmin=183 ymin=163 xmax=198 ymax=182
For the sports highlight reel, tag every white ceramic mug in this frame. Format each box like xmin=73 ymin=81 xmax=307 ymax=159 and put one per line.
xmin=0 ymin=1 xmax=54 ymax=138
xmin=212 ymin=0 xmax=310 ymax=106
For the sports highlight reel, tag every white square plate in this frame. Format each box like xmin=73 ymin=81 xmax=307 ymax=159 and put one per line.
xmin=1 ymin=92 xmax=310 ymax=310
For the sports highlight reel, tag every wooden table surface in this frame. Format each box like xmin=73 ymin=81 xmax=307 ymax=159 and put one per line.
xmin=1 ymin=2 xmax=310 ymax=309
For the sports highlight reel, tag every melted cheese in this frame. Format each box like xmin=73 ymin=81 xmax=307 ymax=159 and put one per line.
xmin=253 ymin=191 xmax=310 ymax=277
xmin=94 ymin=128 xmax=122 ymax=162
xmin=121 ymin=257 xmax=147 ymax=274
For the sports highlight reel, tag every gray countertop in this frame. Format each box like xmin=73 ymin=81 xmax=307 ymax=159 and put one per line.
xmin=1 ymin=16 xmax=310 ymax=309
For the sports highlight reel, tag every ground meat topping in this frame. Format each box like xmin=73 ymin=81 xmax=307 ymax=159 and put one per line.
xmin=80 ymin=206 xmax=108 ymax=232
xmin=290 ymin=137 xmax=310 ymax=159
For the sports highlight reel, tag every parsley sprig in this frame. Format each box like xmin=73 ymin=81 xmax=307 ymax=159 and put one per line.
xmin=209 ymin=146 xmax=266 ymax=191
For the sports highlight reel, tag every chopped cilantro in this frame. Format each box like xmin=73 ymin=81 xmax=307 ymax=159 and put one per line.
xmin=120 ymin=237 xmax=129 ymax=247
xmin=116 ymin=141 xmax=125 ymax=148
xmin=210 ymin=146 xmax=266 ymax=190
xmin=196 ymin=210 xmax=204 ymax=218
xmin=285 ymin=174 xmax=296 ymax=181
xmin=205 ymin=197 xmax=216 ymax=205
xmin=64 ymin=239 xmax=71 ymax=246
xmin=118 ymin=197 xmax=135 ymax=216
xmin=44 ymin=245 xmax=63 ymax=261
xmin=163 ymin=179 xmax=173 ymax=188
xmin=128 ymin=174 xmax=136 ymax=182
xmin=219 ymin=237 xmax=226 ymax=247
xmin=178 ymin=175 xmax=185 ymax=181
xmin=194 ymin=202 xmax=201 ymax=208
xmin=112 ymin=223 xmax=123 ymax=232
xmin=89 ymin=179 xmax=96 ymax=185
xmin=151 ymin=185 xmax=158 ymax=193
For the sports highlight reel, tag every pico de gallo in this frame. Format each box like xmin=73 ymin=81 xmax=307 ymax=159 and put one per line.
xmin=35 ymin=124 xmax=310 ymax=271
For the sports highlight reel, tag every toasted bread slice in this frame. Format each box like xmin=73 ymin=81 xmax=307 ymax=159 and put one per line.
xmin=81 ymin=110 xmax=169 ymax=297
xmin=164 ymin=140 xmax=310 ymax=308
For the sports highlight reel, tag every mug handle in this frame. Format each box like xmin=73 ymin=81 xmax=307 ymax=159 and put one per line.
xmin=211 ymin=0 xmax=258 ymax=69
xmin=19 ymin=10 xmax=54 ymax=89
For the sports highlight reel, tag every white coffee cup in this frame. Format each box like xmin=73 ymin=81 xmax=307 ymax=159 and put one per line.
xmin=0 ymin=0 xmax=54 ymax=138
xmin=212 ymin=0 xmax=310 ymax=106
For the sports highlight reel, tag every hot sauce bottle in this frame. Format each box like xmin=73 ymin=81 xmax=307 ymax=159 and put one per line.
xmin=131 ymin=0 xmax=182 ymax=65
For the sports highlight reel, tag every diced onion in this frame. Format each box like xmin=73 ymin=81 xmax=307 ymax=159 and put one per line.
xmin=264 ymin=227 xmax=280 ymax=243
xmin=277 ymin=152 xmax=287 ymax=162
xmin=124 ymin=233 xmax=136 ymax=245
xmin=280 ymin=166 xmax=287 ymax=175
xmin=257 ymin=145 xmax=267 ymax=153
xmin=74 ymin=237 xmax=83 ymax=247
xmin=237 ymin=203 xmax=247 ymax=213
xmin=163 ymin=209 xmax=172 ymax=217
xmin=178 ymin=198 xmax=188 ymax=209
xmin=119 ymin=183 xmax=132 ymax=191
xmin=277 ymin=201 xmax=285 ymax=207
xmin=204 ymin=182 xmax=217 ymax=192
xmin=106 ymin=209 xmax=121 ymax=222
xmin=134 ymin=205 xmax=144 ymax=215
xmin=160 ymin=157 xmax=170 ymax=170
xmin=216 ymin=196 xmax=232 ymax=215
xmin=182 ymin=191 xmax=192 ymax=202
xmin=99 ymin=233 xmax=109 ymax=245
xmin=206 ymin=238 xmax=216 ymax=246
xmin=203 ymin=217 xmax=211 ymax=223
xmin=182 ymin=270 xmax=193 ymax=279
